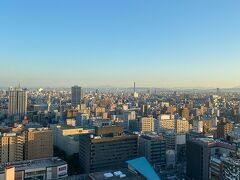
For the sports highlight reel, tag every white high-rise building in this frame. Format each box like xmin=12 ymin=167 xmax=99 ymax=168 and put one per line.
xmin=71 ymin=85 xmax=82 ymax=107
xmin=8 ymin=87 xmax=27 ymax=118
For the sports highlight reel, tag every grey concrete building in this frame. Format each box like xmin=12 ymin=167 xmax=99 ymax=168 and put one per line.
xmin=79 ymin=126 xmax=138 ymax=173
xmin=139 ymin=133 xmax=166 ymax=168
xmin=186 ymin=138 xmax=236 ymax=180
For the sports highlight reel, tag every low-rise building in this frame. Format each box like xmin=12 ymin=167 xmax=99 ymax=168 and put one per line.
xmin=52 ymin=125 xmax=94 ymax=156
xmin=0 ymin=157 xmax=68 ymax=180
xmin=0 ymin=132 xmax=24 ymax=163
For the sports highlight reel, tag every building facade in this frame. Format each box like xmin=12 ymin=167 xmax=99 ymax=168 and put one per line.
xmin=25 ymin=128 xmax=53 ymax=160
xmin=8 ymin=88 xmax=27 ymax=118
xmin=0 ymin=133 xmax=24 ymax=163
xmin=79 ymin=126 xmax=138 ymax=173
xmin=71 ymin=86 xmax=82 ymax=108
xmin=139 ymin=133 xmax=166 ymax=168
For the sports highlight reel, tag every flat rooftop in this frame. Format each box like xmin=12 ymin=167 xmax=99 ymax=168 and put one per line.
xmin=197 ymin=138 xmax=215 ymax=143
xmin=0 ymin=157 xmax=67 ymax=173
xmin=89 ymin=168 xmax=144 ymax=180
xmin=224 ymin=157 xmax=240 ymax=166
xmin=141 ymin=133 xmax=164 ymax=140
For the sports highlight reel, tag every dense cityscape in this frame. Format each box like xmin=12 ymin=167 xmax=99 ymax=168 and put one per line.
xmin=0 ymin=84 xmax=239 ymax=179
xmin=2 ymin=0 xmax=240 ymax=179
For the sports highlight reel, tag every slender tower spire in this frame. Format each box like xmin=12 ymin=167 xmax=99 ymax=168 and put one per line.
xmin=47 ymin=95 xmax=51 ymax=112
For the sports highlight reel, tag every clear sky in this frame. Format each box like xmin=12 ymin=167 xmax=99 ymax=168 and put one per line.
xmin=1 ymin=0 xmax=240 ymax=88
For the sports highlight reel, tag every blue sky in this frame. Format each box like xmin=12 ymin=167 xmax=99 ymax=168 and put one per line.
xmin=0 ymin=0 xmax=240 ymax=88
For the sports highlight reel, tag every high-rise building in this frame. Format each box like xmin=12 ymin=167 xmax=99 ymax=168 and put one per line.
xmin=0 ymin=133 xmax=24 ymax=163
xmin=24 ymin=128 xmax=53 ymax=160
xmin=139 ymin=117 xmax=155 ymax=133
xmin=8 ymin=88 xmax=27 ymax=118
xmin=155 ymin=114 xmax=174 ymax=133
xmin=155 ymin=115 xmax=189 ymax=133
xmin=71 ymin=86 xmax=82 ymax=108
xmin=217 ymin=119 xmax=233 ymax=140
xmin=79 ymin=126 xmax=138 ymax=173
xmin=186 ymin=138 xmax=236 ymax=180
xmin=176 ymin=119 xmax=190 ymax=133
xmin=181 ymin=108 xmax=189 ymax=120
xmin=163 ymin=131 xmax=176 ymax=150
xmin=139 ymin=133 xmax=166 ymax=168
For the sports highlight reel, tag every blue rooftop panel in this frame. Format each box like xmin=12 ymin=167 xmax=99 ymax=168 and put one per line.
xmin=126 ymin=157 xmax=160 ymax=180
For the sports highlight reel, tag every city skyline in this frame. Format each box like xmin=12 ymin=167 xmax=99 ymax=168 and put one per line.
xmin=1 ymin=0 xmax=240 ymax=88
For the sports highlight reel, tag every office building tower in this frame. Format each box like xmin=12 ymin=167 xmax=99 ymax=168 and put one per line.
xmin=163 ymin=132 xmax=186 ymax=163
xmin=186 ymin=138 xmax=236 ymax=180
xmin=139 ymin=133 xmax=166 ymax=168
xmin=217 ymin=119 xmax=233 ymax=140
xmin=0 ymin=133 xmax=24 ymax=163
xmin=71 ymin=86 xmax=82 ymax=108
xmin=181 ymin=108 xmax=189 ymax=120
xmin=163 ymin=131 xmax=176 ymax=150
xmin=8 ymin=88 xmax=27 ymax=118
xmin=25 ymin=128 xmax=53 ymax=160
xmin=79 ymin=126 xmax=138 ymax=173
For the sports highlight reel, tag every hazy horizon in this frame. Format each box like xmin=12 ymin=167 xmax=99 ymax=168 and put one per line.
xmin=1 ymin=0 xmax=240 ymax=88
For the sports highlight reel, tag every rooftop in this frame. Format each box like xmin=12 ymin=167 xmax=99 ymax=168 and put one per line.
xmin=89 ymin=168 xmax=143 ymax=180
xmin=141 ymin=133 xmax=164 ymax=140
xmin=0 ymin=157 xmax=67 ymax=173
xmin=197 ymin=138 xmax=215 ymax=143
xmin=223 ymin=157 xmax=240 ymax=166
xmin=126 ymin=157 xmax=160 ymax=180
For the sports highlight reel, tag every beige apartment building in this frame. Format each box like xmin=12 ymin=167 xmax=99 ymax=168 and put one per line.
xmin=175 ymin=119 xmax=190 ymax=133
xmin=24 ymin=128 xmax=53 ymax=160
xmin=139 ymin=117 xmax=155 ymax=133
xmin=0 ymin=133 xmax=24 ymax=163
xmin=156 ymin=114 xmax=190 ymax=133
